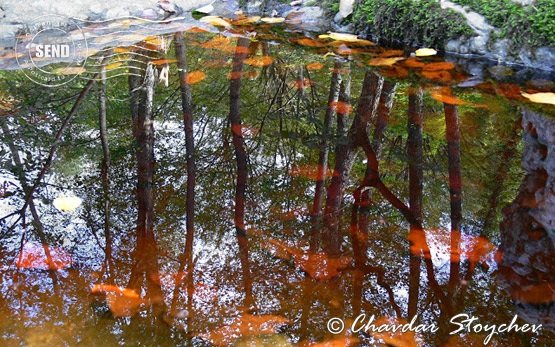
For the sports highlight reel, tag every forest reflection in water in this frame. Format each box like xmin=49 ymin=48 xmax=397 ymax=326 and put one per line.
xmin=0 ymin=24 xmax=554 ymax=347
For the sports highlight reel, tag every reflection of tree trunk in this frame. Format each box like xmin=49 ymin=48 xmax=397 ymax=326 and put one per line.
xmin=481 ymin=119 xmax=521 ymax=233
xmin=99 ymin=63 xmax=113 ymax=280
xmin=310 ymin=62 xmax=342 ymax=252
xmin=444 ymin=104 xmax=462 ymax=296
xmin=323 ymin=71 xmax=383 ymax=258
xmin=359 ymin=79 xmax=395 ymax=241
xmin=371 ymin=80 xmax=397 ymax=156
xmin=229 ymin=37 xmax=253 ymax=309
xmin=0 ymin=121 xmax=59 ymax=288
xmin=175 ymin=32 xmax=196 ymax=317
xmin=407 ymin=87 xmax=423 ymax=319
xmin=128 ymin=56 xmax=165 ymax=314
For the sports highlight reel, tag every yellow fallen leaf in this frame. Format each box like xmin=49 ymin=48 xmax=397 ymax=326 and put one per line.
xmin=199 ymin=16 xmax=232 ymax=28
xmin=52 ymin=66 xmax=87 ymax=75
xmin=53 ymin=196 xmax=82 ymax=212
xmin=521 ymin=92 xmax=555 ymax=105
xmin=415 ymin=48 xmax=437 ymax=57
xmin=260 ymin=17 xmax=285 ymax=23
xmin=368 ymin=57 xmax=405 ymax=66
xmin=319 ymin=32 xmax=359 ymax=42
xmin=105 ymin=61 xmax=124 ymax=70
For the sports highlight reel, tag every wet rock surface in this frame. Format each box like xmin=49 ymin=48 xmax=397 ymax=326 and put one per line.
xmin=497 ymin=108 xmax=555 ymax=330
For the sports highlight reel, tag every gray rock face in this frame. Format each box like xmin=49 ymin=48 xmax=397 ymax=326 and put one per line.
xmin=497 ymin=108 xmax=555 ymax=331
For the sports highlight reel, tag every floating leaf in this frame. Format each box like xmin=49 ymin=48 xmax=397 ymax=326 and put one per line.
xmin=244 ymin=56 xmax=273 ymax=67
xmin=430 ymin=87 xmax=465 ymax=105
xmin=330 ymin=101 xmax=352 ymax=114
xmin=295 ymin=38 xmax=325 ymax=48
xmin=261 ymin=17 xmax=285 ymax=24
xmin=420 ymin=70 xmax=452 ymax=83
xmin=53 ymin=196 xmax=82 ymax=212
xmin=306 ymin=62 xmax=324 ymax=71
xmin=293 ymin=253 xmax=352 ymax=280
xmin=16 ymin=243 xmax=72 ymax=270
xmin=368 ymin=57 xmax=405 ymax=66
xmin=185 ymin=70 xmax=206 ymax=85
xmin=289 ymin=164 xmax=333 ymax=180
xmin=151 ymin=58 xmax=177 ymax=65
xmin=371 ymin=317 xmax=418 ymax=347
xmin=199 ymin=16 xmax=232 ymax=28
xmin=198 ymin=314 xmax=289 ymax=347
xmin=319 ymin=32 xmax=359 ymax=42
xmin=91 ymin=284 xmax=145 ymax=317
xmin=378 ymin=49 xmax=405 ymax=58
xmin=105 ymin=61 xmax=124 ymax=70
xmin=52 ymin=66 xmax=87 ymax=75
xmin=233 ymin=16 xmax=261 ymax=26
xmin=415 ymin=48 xmax=437 ymax=57
xmin=521 ymin=92 xmax=555 ymax=105
xmin=403 ymin=57 xmax=426 ymax=68
xmin=422 ymin=61 xmax=455 ymax=71
xmin=306 ymin=336 xmax=359 ymax=347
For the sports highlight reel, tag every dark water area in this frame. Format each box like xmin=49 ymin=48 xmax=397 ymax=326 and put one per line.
xmin=0 ymin=15 xmax=554 ymax=346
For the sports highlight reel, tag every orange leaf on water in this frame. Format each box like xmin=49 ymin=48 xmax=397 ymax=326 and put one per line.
xmin=306 ymin=62 xmax=324 ymax=71
xmin=291 ymin=78 xmax=313 ymax=89
xmin=368 ymin=57 xmax=405 ymax=66
xmin=293 ymin=253 xmax=352 ymax=280
xmin=330 ymin=101 xmax=352 ymax=114
xmin=371 ymin=317 xmax=418 ymax=347
xmin=403 ymin=57 xmax=426 ymax=68
xmin=198 ymin=314 xmax=289 ymax=346
xmin=305 ymin=336 xmax=359 ymax=347
xmin=378 ymin=49 xmax=405 ymax=58
xmin=422 ymin=61 xmax=456 ymax=71
xmin=295 ymin=38 xmax=325 ymax=48
xmin=243 ymin=56 xmax=273 ymax=67
xmin=185 ymin=70 xmax=206 ymax=85
xmin=152 ymin=58 xmax=177 ymax=65
xmin=430 ymin=87 xmax=466 ymax=105
xmin=289 ymin=164 xmax=332 ymax=180
xmin=16 ymin=243 xmax=71 ymax=270
xmin=91 ymin=284 xmax=145 ymax=317
xmin=420 ymin=70 xmax=452 ymax=83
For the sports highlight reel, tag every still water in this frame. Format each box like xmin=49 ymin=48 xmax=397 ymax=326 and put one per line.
xmin=0 ymin=14 xmax=554 ymax=346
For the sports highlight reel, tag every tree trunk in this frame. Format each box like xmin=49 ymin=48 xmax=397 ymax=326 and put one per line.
xmin=310 ymin=62 xmax=342 ymax=252
xmin=229 ymin=37 xmax=253 ymax=309
xmin=444 ymin=103 xmax=462 ymax=296
xmin=175 ymin=32 xmax=196 ymax=312
xmin=407 ymin=87 xmax=424 ymax=319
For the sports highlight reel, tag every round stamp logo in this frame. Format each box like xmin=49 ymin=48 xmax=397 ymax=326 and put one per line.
xmin=15 ymin=14 xmax=88 ymax=88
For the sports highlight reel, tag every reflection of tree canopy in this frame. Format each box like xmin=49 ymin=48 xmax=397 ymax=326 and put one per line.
xmin=0 ymin=29 xmax=553 ymax=346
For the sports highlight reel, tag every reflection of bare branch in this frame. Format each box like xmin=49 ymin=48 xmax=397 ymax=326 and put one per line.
xmin=0 ymin=74 xmax=100 ymax=229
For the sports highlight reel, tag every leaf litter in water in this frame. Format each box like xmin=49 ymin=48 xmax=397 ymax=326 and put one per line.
xmin=185 ymin=70 xmax=206 ymax=85
xmin=430 ymin=87 xmax=466 ymax=105
xmin=198 ymin=313 xmax=289 ymax=346
xmin=368 ymin=57 xmax=405 ymax=66
xmin=16 ymin=243 xmax=72 ymax=270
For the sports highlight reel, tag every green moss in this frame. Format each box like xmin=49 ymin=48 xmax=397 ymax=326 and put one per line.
xmin=351 ymin=0 xmax=474 ymax=48
xmin=451 ymin=0 xmax=555 ymax=48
